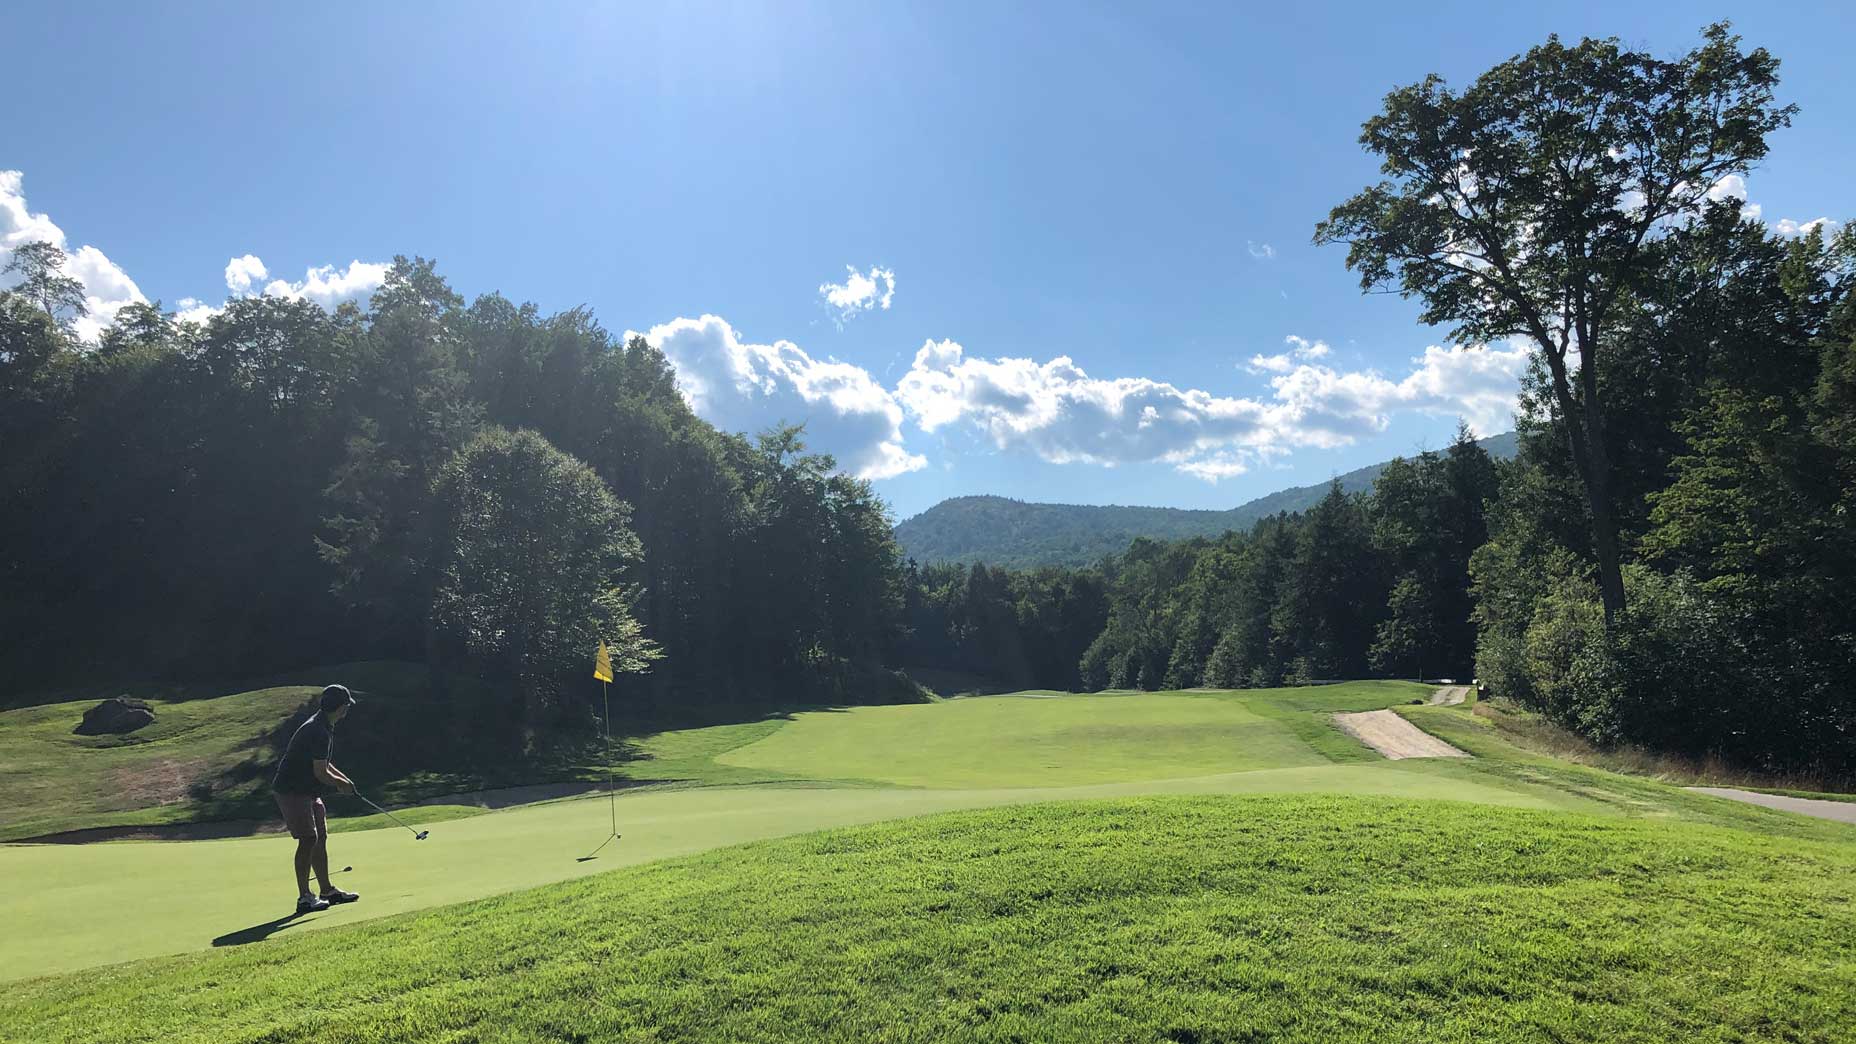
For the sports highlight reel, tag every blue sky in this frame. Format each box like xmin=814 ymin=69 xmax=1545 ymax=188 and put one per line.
xmin=6 ymin=2 xmax=1852 ymax=519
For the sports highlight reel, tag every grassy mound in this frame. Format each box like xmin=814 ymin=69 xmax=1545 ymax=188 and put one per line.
xmin=3 ymin=795 xmax=1851 ymax=1043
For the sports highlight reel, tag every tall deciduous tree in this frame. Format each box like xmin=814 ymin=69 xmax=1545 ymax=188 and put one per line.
xmin=1316 ymin=23 xmax=1793 ymax=628
xmin=430 ymin=427 xmax=656 ymax=732
xmin=3 ymin=241 xmax=87 ymax=328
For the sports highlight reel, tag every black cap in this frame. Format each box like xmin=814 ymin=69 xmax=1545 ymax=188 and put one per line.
xmin=318 ymin=684 xmax=357 ymax=712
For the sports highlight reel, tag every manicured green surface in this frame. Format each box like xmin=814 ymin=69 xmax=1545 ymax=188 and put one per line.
xmin=716 ymin=682 xmax=1428 ymax=787
xmin=0 ymin=759 xmax=1565 ymax=981
xmin=5 ymin=796 xmax=1852 ymax=1044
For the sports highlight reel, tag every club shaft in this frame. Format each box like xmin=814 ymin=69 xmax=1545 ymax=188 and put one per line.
xmin=358 ymin=793 xmax=421 ymax=836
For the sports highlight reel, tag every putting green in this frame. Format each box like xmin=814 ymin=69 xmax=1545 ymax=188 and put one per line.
xmin=2 ymin=759 xmax=1579 ymax=980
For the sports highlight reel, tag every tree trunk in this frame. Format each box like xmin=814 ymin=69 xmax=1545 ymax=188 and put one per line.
xmin=1579 ymin=414 xmax=1629 ymax=629
xmin=1575 ymin=334 xmax=1628 ymax=630
xmin=1540 ymin=335 xmax=1628 ymax=632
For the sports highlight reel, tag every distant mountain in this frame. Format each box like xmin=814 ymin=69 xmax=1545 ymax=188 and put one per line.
xmin=895 ymin=432 xmax=1518 ymax=569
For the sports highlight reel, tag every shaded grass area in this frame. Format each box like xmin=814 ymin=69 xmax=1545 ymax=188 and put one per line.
xmin=613 ymin=718 xmax=824 ymax=789
xmin=1465 ymin=698 xmax=1853 ymax=795
xmin=0 ymin=662 xmax=634 ymax=841
xmin=4 ymin=795 xmax=1851 ymax=1044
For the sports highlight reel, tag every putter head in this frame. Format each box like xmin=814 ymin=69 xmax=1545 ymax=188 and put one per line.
xmin=415 ymin=830 xmax=430 ymax=840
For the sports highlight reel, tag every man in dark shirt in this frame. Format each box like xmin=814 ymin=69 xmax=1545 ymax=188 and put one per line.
xmin=273 ymin=684 xmax=361 ymax=914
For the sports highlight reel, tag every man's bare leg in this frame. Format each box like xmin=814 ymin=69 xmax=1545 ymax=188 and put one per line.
xmin=294 ymin=838 xmax=316 ymax=898
xmin=311 ymin=836 xmax=334 ymax=895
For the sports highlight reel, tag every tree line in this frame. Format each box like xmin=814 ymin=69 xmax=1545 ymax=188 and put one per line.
xmin=1 ymin=255 xmax=912 ymax=736
xmin=898 ymin=430 xmax=1497 ymax=694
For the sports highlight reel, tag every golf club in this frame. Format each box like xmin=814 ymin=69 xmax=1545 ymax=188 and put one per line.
xmin=355 ymin=791 xmax=429 ymax=840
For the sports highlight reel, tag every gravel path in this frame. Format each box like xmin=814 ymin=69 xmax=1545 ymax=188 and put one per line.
xmin=1686 ymin=787 xmax=1856 ymax=824
xmin=1334 ymin=710 xmax=1469 ymax=760
xmin=1429 ymin=685 xmax=1471 ymax=706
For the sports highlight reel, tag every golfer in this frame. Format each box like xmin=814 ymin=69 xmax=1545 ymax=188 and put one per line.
xmin=273 ymin=684 xmax=362 ymax=913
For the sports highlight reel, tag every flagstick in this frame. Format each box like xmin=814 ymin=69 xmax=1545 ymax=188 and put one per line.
xmin=579 ymin=673 xmax=622 ymax=862
xmin=604 ymin=678 xmax=616 ymax=838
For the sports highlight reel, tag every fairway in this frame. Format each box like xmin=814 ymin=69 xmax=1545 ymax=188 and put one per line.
xmin=717 ymin=682 xmax=1423 ymax=787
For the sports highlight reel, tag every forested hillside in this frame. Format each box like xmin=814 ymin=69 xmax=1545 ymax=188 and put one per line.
xmin=894 ymin=433 xmax=1516 ymax=568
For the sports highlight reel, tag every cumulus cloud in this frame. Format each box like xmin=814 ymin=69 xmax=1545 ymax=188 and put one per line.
xmin=1773 ymin=216 xmax=1843 ymax=239
xmin=818 ymin=264 xmax=895 ymax=325
xmin=1266 ymin=342 xmax=1529 ymax=444
xmin=635 ymin=314 xmax=924 ymax=480
xmin=225 ymin=254 xmax=268 ymax=295
xmin=897 ymin=337 xmax=1528 ymax=482
xmin=1705 ymin=174 xmax=1848 ymax=240
xmin=1247 ymin=334 xmax=1330 ymax=374
xmin=1247 ymin=241 xmax=1275 ymax=260
xmin=898 ymin=340 xmax=1281 ymax=476
xmin=172 ymin=297 xmax=221 ymax=325
xmin=1705 ymin=174 xmax=1762 ymax=221
xmin=0 ymin=170 xmax=147 ymax=341
xmin=262 ymin=259 xmax=390 ymax=310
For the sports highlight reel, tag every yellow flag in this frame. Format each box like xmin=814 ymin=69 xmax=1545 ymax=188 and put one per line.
xmin=593 ymin=641 xmax=614 ymax=683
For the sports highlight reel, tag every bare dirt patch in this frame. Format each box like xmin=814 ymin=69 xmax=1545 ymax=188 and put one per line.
xmin=110 ymin=758 xmax=211 ymax=806
xmin=1428 ymin=686 xmax=1471 ymax=706
xmin=1334 ymin=710 xmax=1469 ymax=760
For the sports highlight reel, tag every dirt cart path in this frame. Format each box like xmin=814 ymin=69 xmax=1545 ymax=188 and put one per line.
xmin=1429 ymin=685 xmax=1471 ymax=705
xmin=1335 ymin=710 xmax=1470 ymax=760
xmin=1686 ymin=787 xmax=1856 ymax=825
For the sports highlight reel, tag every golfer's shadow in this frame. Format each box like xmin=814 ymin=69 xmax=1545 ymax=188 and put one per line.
xmin=212 ymin=912 xmax=309 ymax=948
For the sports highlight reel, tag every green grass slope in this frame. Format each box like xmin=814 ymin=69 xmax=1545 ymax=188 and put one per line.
xmin=4 ymin=795 xmax=1851 ymax=1044
xmin=0 ymin=662 xmax=645 ymax=841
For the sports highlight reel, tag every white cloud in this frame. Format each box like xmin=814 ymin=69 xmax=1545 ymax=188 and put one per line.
xmin=262 ymin=259 xmax=389 ymax=310
xmin=172 ymin=297 xmax=221 ymax=325
xmin=225 ymin=254 xmax=268 ymax=295
xmin=818 ymin=264 xmax=896 ymax=325
xmin=635 ymin=314 xmax=924 ymax=480
xmin=1245 ymin=334 xmax=1331 ymax=374
xmin=0 ymin=170 xmax=147 ymax=341
xmin=1706 ymin=174 xmax=1762 ymax=221
xmin=898 ymin=340 xmax=1281 ymax=475
xmin=1247 ymin=241 xmax=1275 ymax=260
xmin=0 ymin=170 xmax=63 ymax=251
xmin=897 ymin=337 xmax=1527 ymax=482
xmin=1773 ymin=216 xmax=1843 ymax=239
xmin=1266 ymin=341 xmax=1530 ymax=446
